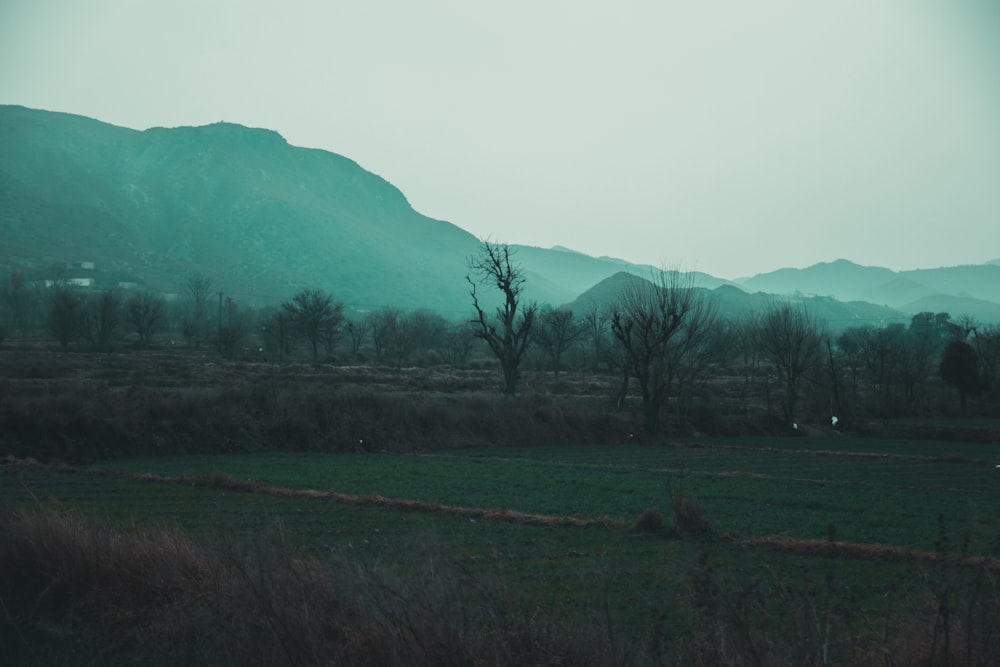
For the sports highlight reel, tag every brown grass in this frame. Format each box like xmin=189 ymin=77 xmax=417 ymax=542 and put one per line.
xmin=733 ymin=533 xmax=1000 ymax=571
xmin=122 ymin=470 xmax=627 ymax=529
xmin=0 ymin=508 xmax=632 ymax=666
xmin=3 ymin=499 xmax=999 ymax=665
xmin=0 ymin=349 xmax=632 ymax=462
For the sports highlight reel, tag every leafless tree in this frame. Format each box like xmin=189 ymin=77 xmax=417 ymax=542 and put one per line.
xmin=611 ymin=271 xmax=707 ymax=433
xmin=125 ymin=291 xmax=167 ymax=347
xmin=6 ymin=269 xmax=28 ymax=332
xmin=259 ymin=308 xmax=292 ymax=360
xmin=970 ymin=324 xmax=1000 ymax=395
xmin=667 ymin=298 xmax=720 ymax=425
xmin=282 ymin=288 xmax=344 ymax=362
xmin=939 ymin=340 xmax=980 ymax=413
xmin=444 ymin=321 xmax=476 ymax=368
xmin=532 ymin=307 xmax=584 ymax=378
xmin=467 ymin=239 xmax=537 ymax=396
xmin=753 ymin=303 xmax=823 ymax=426
xmin=48 ymin=286 xmax=82 ymax=350
xmin=368 ymin=308 xmax=400 ymax=364
xmin=581 ymin=302 xmax=613 ymax=373
xmin=345 ymin=318 xmax=371 ymax=359
xmin=82 ymin=290 xmax=121 ymax=359
xmin=181 ymin=273 xmax=212 ymax=348
xmin=217 ymin=297 xmax=248 ymax=359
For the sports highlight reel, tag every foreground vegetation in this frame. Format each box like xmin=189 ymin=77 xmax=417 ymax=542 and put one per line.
xmin=3 ymin=431 xmax=1000 ymax=665
xmin=1 ymin=326 xmax=999 ymax=664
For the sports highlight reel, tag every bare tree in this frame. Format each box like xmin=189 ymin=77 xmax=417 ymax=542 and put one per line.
xmin=467 ymin=240 xmax=537 ymax=396
xmin=6 ymin=269 xmax=28 ymax=332
xmin=611 ymin=271 xmax=709 ymax=433
xmin=532 ymin=307 xmax=584 ymax=378
xmin=939 ymin=340 xmax=981 ymax=413
xmin=48 ymin=287 xmax=81 ymax=350
xmin=181 ymin=273 xmax=212 ymax=348
xmin=282 ymin=288 xmax=344 ymax=362
xmin=125 ymin=291 xmax=167 ymax=347
xmin=444 ymin=321 xmax=476 ymax=368
xmin=581 ymin=302 xmax=612 ymax=373
xmin=368 ymin=308 xmax=400 ymax=364
xmin=259 ymin=308 xmax=292 ymax=360
xmin=82 ymin=290 xmax=121 ymax=360
xmin=753 ymin=303 xmax=823 ymax=426
xmin=217 ymin=298 xmax=247 ymax=360
xmin=407 ymin=310 xmax=448 ymax=356
xmin=667 ymin=298 xmax=720 ymax=425
xmin=970 ymin=324 xmax=1000 ymax=395
xmin=345 ymin=318 xmax=371 ymax=359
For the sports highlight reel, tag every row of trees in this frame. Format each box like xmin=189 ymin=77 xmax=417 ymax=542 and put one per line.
xmin=463 ymin=240 xmax=1000 ymax=432
xmin=4 ymin=244 xmax=999 ymax=434
xmin=32 ymin=287 xmax=166 ymax=356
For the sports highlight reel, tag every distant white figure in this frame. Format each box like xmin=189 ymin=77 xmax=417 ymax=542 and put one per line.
xmin=792 ymin=423 xmax=798 ymax=430
xmin=831 ymin=416 xmax=839 ymax=427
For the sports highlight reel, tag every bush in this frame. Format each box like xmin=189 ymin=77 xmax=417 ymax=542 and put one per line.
xmin=667 ymin=473 xmax=711 ymax=537
xmin=633 ymin=508 xmax=665 ymax=534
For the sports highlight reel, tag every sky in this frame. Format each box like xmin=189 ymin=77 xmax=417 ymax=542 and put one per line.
xmin=2 ymin=0 xmax=1000 ymax=280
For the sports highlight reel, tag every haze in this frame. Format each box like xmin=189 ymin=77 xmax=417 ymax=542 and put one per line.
xmin=2 ymin=0 xmax=999 ymax=280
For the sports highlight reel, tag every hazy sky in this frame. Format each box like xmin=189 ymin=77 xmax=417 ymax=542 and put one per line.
xmin=3 ymin=0 xmax=999 ymax=279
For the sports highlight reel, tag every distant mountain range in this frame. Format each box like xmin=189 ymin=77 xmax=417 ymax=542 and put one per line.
xmin=735 ymin=259 xmax=1000 ymax=324
xmin=1 ymin=105 xmax=998 ymax=325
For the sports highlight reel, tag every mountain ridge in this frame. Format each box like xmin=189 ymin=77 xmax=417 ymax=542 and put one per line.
xmin=1 ymin=105 xmax=997 ymax=323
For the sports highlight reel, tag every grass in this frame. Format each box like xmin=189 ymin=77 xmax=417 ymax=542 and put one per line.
xmin=3 ymin=443 xmax=1000 ymax=664
xmin=3 ymin=347 xmax=1000 ymax=662
xmin=81 ymin=437 xmax=1000 ymax=555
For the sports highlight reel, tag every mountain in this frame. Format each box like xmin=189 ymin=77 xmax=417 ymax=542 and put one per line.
xmin=736 ymin=260 xmax=897 ymax=302
xmin=567 ymin=272 xmax=908 ymax=332
xmin=2 ymin=105 xmax=996 ymax=324
xmin=738 ymin=259 xmax=1000 ymax=320
xmin=0 ymin=105 xmax=671 ymax=315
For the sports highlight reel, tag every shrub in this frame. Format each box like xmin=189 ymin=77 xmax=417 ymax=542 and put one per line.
xmin=667 ymin=473 xmax=711 ymax=537
xmin=633 ymin=508 xmax=665 ymax=534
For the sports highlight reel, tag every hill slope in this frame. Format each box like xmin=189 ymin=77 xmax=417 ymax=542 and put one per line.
xmin=738 ymin=259 xmax=1000 ymax=309
xmin=0 ymin=105 xmax=674 ymax=314
xmin=3 ymin=105 xmax=995 ymax=323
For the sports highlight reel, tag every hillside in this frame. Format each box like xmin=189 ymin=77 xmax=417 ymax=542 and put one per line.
xmin=568 ymin=272 xmax=909 ymax=333
xmin=2 ymin=105 xmax=996 ymax=323
xmin=0 ymin=105 xmax=663 ymax=315
xmin=737 ymin=259 xmax=1000 ymax=322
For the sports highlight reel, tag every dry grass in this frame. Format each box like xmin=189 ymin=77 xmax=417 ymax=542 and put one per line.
xmin=0 ymin=349 xmax=631 ymax=462
xmin=736 ymin=534 xmax=1000 ymax=571
xmin=115 ymin=470 xmax=628 ymax=529
xmin=3 ymin=498 xmax=999 ymax=665
xmin=0 ymin=508 xmax=631 ymax=666
xmin=667 ymin=471 xmax=712 ymax=537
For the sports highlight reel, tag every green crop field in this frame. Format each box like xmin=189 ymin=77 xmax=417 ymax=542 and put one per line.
xmin=80 ymin=436 xmax=1000 ymax=553
xmin=3 ymin=435 xmax=999 ymax=663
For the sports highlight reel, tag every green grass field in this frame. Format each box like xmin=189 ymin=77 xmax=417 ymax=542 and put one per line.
xmin=3 ymin=435 xmax=999 ymax=663
xmin=78 ymin=436 xmax=1000 ymax=553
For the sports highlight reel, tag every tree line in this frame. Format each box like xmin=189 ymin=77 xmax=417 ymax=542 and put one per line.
xmin=2 ymin=242 xmax=998 ymax=434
